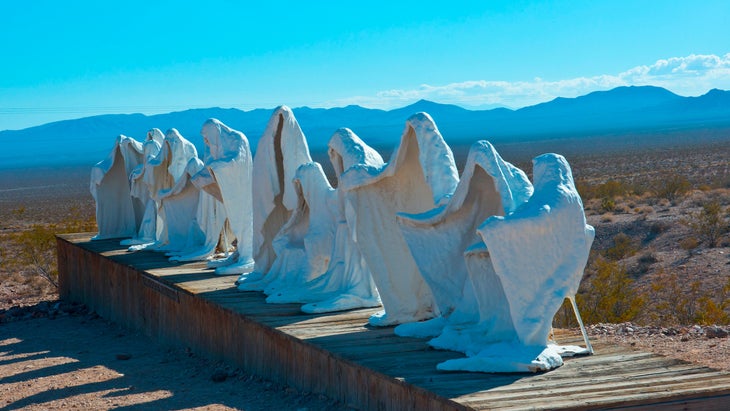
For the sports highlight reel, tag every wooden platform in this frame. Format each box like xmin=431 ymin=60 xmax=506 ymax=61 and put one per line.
xmin=57 ymin=233 xmax=730 ymax=410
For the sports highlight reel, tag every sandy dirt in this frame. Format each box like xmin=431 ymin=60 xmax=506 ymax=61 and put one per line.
xmin=0 ymin=300 xmax=350 ymax=411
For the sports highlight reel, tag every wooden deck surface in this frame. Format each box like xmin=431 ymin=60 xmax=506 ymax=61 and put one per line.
xmin=57 ymin=233 xmax=730 ymax=410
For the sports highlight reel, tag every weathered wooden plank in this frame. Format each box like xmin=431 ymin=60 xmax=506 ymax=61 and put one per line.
xmin=458 ymin=369 xmax=730 ymax=406
xmin=482 ymin=380 xmax=730 ymax=411
xmin=426 ymin=362 xmax=711 ymax=395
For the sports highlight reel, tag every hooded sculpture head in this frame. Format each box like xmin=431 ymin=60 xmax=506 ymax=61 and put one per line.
xmin=327 ymin=128 xmax=384 ymax=181
xmin=142 ymin=128 xmax=164 ymax=162
xmin=340 ymin=112 xmax=459 ymax=207
xmin=145 ymin=129 xmax=199 ymax=200
xmin=201 ymin=118 xmax=249 ymax=163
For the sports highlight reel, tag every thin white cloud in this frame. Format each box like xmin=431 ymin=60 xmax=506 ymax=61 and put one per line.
xmin=330 ymin=53 xmax=730 ymax=109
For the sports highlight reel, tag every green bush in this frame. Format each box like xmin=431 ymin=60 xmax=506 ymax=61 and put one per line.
xmin=646 ymin=271 xmax=705 ymax=325
xmin=596 ymin=180 xmax=628 ymax=199
xmin=13 ymin=224 xmax=60 ymax=287
xmin=605 ymin=233 xmax=637 ymax=260
xmin=600 ymin=197 xmax=616 ymax=212
xmin=577 ymin=256 xmax=645 ymax=324
xmin=684 ymin=200 xmax=729 ymax=247
xmin=653 ymin=174 xmax=691 ymax=202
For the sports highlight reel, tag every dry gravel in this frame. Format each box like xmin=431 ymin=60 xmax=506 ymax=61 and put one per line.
xmin=588 ymin=322 xmax=730 ymax=371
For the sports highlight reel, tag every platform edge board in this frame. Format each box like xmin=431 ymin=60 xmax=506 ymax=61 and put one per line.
xmin=56 ymin=234 xmax=730 ymax=411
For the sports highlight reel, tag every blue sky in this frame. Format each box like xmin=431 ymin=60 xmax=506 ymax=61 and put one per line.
xmin=2 ymin=0 xmax=729 ymax=130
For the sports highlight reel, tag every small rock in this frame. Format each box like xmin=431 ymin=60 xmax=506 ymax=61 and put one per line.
xmin=705 ymin=326 xmax=728 ymax=339
xmin=116 ymin=353 xmax=132 ymax=360
xmin=211 ymin=369 xmax=228 ymax=382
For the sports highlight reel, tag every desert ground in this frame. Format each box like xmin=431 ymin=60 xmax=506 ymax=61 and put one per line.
xmin=1 ymin=135 xmax=730 ymax=409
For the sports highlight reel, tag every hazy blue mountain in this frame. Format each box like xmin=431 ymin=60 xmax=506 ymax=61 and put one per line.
xmin=1 ymin=86 xmax=729 ymax=168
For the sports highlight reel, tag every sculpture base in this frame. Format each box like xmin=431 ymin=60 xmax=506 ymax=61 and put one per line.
xmin=57 ymin=233 xmax=730 ymax=411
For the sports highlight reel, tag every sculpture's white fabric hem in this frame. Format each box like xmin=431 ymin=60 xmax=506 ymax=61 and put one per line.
xmin=437 ymin=343 xmax=588 ymax=373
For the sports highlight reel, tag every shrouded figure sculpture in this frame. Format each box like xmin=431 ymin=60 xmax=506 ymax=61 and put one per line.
xmin=339 ymin=113 xmax=459 ymax=326
xmin=266 ymin=128 xmax=383 ymax=313
xmin=90 ymin=135 xmax=144 ymax=240
xmin=236 ymin=106 xmax=312 ymax=287
xmin=245 ymin=161 xmax=339 ymax=297
xmin=121 ymin=128 xmax=164 ymax=247
xmin=168 ymin=119 xmax=252 ymax=267
xmin=394 ymin=140 xmax=533 ymax=341
xmin=134 ymin=128 xmax=202 ymax=253
xmin=437 ymin=153 xmax=594 ymax=373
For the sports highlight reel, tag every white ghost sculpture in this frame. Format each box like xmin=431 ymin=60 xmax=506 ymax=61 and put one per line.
xmin=236 ymin=106 xmax=312 ymax=287
xmin=267 ymin=128 xmax=383 ymax=313
xmin=121 ymin=129 xmax=165 ymax=247
xmin=339 ymin=113 xmax=459 ymax=326
xmin=169 ymin=119 xmax=252 ymax=268
xmin=90 ymin=135 xmax=144 ymax=240
xmin=437 ymin=153 xmax=595 ymax=373
xmin=394 ymin=140 xmax=533 ymax=340
xmin=242 ymin=162 xmax=339 ymax=297
xmin=136 ymin=129 xmax=201 ymax=253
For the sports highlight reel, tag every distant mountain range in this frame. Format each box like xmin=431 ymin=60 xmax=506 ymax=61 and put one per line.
xmin=1 ymin=85 xmax=729 ymax=168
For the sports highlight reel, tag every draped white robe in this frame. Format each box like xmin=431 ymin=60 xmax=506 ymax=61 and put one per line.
xmin=438 ymin=153 xmax=594 ymax=373
xmin=90 ymin=135 xmax=144 ymax=240
xmin=394 ymin=140 xmax=533 ymax=340
xmin=237 ymin=106 xmax=312 ymax=289
xmin=135 ymin=128 xmax=200 ymax=252
xmin=122 ymin=128 xmax=164 ymax=246
xmin=244 ymin=162 xmax=340 ymax=298
xmin=339 ymin=113 xmax=459 ymax=326
xmin=169 ymin=119 xmax=251 ymax=266
xmin=267 ymin=128 xmax=383 ymax=313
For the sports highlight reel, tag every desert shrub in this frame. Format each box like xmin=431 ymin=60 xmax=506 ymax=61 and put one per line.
xmin=638 ymin=206 xmax=653 ymax=214
xmin=574 ymin=180 xmax=593 ymax=199
xmin=653 ymin=173 xmax=691 ymax=202
xmin=13 ymin=224 xmax=59 ymax=287
xmin=632 ymin=251 xmax=658 ymax=276
xmin=630 ymin=179 xmax=653 ymax=197
xmin=6 ymin=215 xmax=96 ymax=289
xmin=695 ymin=296 xmax=730 ymax=325
xmin=596 ymin=180 xmax=628 ymax=199
xmin=679 ymin=237 xmax=700 ymax=255
xmin=703 ymin=277 xmax=730 ymax=324
xmin=646 ymin=271 xmax=707 ymax=325
xmin=576 ymin=179 xmax=631 ymax=200
xmin=605 ymin=233 xmax=637 ymax=260
xmin=577 ymin=256 xmax=645 ymax=324
xmin=643 ymin=269 xmax=730 ymax=325
xmin=613 ymin=203 xmax=631 ymax=214
xmin=600 ymin=197 xmax=616 ymax=212
xmin=684 ymin=200 xmax=729 ymax=247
